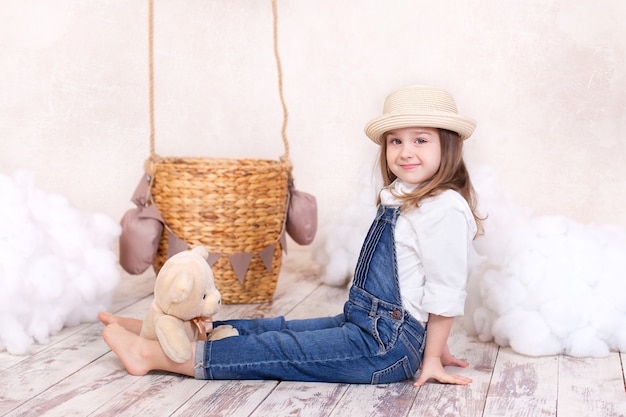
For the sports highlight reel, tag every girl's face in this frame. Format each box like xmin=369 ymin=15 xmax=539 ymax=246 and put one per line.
xmin=385 ymin=127 xmax=442 ymax=185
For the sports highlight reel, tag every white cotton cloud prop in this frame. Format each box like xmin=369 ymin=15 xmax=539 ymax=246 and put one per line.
xmin=311 ymin=165 xmax=378 ymax=287
xmin=0 ymin=171 xmax=121 ymax=355
xmin=466 ymin=166 xmax=626 ymax=357
xmin=313 ymin=164 xmax=626 ymax=357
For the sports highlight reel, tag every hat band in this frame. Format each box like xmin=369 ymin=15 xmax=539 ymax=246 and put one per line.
xmin=365 ymin=112 xmax=476 ymax=144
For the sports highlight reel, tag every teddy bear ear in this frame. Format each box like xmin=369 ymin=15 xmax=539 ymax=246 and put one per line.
xmin=168 ymin=270 xmax=194 ymax=303
xmin=191 ymin=245 xmax=209 ymax=260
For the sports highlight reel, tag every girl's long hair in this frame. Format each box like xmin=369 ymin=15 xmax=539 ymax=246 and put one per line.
xmin=378 ymin=128 xmax=484 ymax=235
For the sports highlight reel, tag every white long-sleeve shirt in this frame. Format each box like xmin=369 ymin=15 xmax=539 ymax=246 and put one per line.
xmin=380 ymin=180 xmax=477 ymax=323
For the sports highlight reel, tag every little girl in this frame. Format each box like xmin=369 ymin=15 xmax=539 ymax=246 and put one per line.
xmin=100 ymin=84 xmax=482 ymax=386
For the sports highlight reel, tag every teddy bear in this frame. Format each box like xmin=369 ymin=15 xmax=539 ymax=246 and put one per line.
xmin=140 ymin=245 xmax=239 ymax=363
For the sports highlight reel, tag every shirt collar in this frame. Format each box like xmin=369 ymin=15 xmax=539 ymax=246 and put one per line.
xmin=380 ymin=180 xmax=419 ymax=206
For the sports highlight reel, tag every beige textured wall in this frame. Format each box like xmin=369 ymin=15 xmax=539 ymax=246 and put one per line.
xmin=2 ymin=0 xmax=625 ymax=232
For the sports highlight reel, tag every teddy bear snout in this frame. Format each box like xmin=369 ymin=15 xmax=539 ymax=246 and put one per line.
xmin=202 ymin=290 xmax=222 ymax=316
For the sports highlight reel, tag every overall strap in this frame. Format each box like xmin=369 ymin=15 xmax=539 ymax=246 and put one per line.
xmin=351 ymin=206 xmax=403 ymax=308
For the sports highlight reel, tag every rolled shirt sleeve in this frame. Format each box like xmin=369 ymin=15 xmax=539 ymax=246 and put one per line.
xmin=417 ymin=204 xmax=471 ymax=317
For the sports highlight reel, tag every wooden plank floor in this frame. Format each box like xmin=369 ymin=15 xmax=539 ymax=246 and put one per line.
xmin=1 ymin=250 xmax=625 ymax=417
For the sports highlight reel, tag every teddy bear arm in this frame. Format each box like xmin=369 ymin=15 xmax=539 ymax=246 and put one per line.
xmin=139 ymin=308 xmax=160 ymax=340
xmin=209 ymin=324 xmax=239 ymax=341
xmin=155 ymin=315 xmax=193 ymax=363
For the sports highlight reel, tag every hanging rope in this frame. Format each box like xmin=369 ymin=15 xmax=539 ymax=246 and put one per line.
xmin=144 ymin=0 xmax=291 ymax=181
xmin=271 ymin=0 xmax=292 ymax=177
xmin=144 ymin=0 xmax=157 ymax=178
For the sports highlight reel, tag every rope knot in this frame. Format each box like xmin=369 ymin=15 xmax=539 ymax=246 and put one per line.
xmin=143 ymin=157 xmax=158 ymax=177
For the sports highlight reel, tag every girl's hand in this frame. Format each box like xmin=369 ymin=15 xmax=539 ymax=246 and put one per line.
xmin=413 ymin=356 xmax=473 ymax=386
xmin=441 ymin=344 xmax=469 ymax=368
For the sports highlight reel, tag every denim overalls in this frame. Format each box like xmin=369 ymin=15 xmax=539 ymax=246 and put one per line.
xmin=194 ymin=206 xmax=426 ymax=384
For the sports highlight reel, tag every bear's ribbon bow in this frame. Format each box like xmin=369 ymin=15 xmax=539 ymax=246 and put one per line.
xmin=192 ymin=317 xmax=213 ymax=341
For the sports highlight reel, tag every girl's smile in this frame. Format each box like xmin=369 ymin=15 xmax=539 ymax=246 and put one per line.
xmin=399 ymin=162 xmax=420 ymax=171
xmin=385 ymin=127 xmax=442 ymax=185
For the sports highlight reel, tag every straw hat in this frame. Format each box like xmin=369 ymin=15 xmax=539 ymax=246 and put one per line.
xmin=364 ymin=85 xmax=476 ymax=144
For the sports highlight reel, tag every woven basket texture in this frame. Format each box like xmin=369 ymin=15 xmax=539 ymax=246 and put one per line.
xmin=151 ymin=156 xmax=289 ymax=304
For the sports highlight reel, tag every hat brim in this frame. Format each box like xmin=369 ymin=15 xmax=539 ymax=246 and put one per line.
xmin=364 ymin=111 xmax=476 ymax=144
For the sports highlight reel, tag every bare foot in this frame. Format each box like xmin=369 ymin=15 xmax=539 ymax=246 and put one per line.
xmin=102 ymin=324 xmax=153 ymax=376
xmin=102 ymin=324 xmax=195 ymax=377
xmin=98 ymin=312 xmax=143 ymax=335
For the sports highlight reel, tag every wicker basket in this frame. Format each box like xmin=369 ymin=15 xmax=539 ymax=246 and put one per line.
xmin=150 ymin=157 xmax=289 ymax=304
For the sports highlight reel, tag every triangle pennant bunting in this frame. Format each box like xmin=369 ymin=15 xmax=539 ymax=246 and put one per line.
xmin=259 ymin=244 xmax=275 ymax=273
xmin=167 ymin=230 xmax=189 ymax=259
xmin=207 ymin=252 xmax=221 ymax=267
xmin=229 ymin=253 xmax=254 ymax=284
